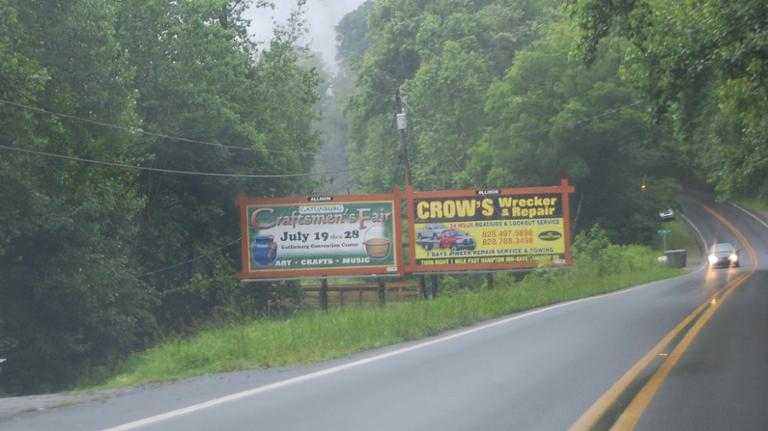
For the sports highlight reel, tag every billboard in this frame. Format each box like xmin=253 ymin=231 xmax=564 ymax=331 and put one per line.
xmin=237 ymin=191 xmax=404 ymax=279
xmin=406 ymin=180 xmax=575 ymax=272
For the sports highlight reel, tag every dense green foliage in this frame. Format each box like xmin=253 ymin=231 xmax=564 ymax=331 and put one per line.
xmin=100 ymin=239 xmax=679 ymax=388
xmin=347 ymin=0 xmax=558 ymax=192
xmin=469 ymin=22 xmax=678 ymax=242
xmin=342 ymin=0 xmax=679 ymax=244
xmin=1 ymin=0 xmax=155 ymax=393
xmin=568 ymin=0 xmax=768 ymax=198
xmin=116 ymin=0 xmax=319 ymax=332
xmin=0 ymin=0 xmax=319 ymax=394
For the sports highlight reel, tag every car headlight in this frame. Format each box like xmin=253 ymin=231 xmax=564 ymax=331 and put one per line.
xmin=708 ymin=255 xmax=718 ymax=265
xmin=729 ymin=254 xmax=738 ymax=262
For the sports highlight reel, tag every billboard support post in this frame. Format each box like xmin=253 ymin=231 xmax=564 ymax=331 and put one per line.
xmin=378 ymin=278 xmax=386 ymax=306
xmin=561 ymin=178 xmax=575 ymax=265
xmin=406 ymin=184 xmax=429 ymax=299
xmin=392 ymin=186 xmax=406 ymax=278
xmin=431 ymin=274 xmax=439 ymax=298
xmin=320 ymin=278 xmax=328 ymax=311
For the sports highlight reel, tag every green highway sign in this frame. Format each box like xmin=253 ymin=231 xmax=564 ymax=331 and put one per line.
xmin=657 ymin=229 xmax=672 ymax=235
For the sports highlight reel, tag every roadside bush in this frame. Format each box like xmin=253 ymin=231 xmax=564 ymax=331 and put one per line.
xmin=440 ymin=275 xmax=462 ymax=295
xmin=569 ymin=224 xmax=662 ymax=277
xmin=573 ymin=224 xmax=610 ymax=259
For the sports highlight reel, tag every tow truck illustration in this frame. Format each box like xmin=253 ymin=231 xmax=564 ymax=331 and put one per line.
xmin=416 ymin=224 xmax=476 ymax=252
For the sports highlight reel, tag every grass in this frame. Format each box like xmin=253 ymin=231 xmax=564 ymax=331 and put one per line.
xmin=735 ymin=197 xmax=768 ymax=211
xmin=98 ymin=245 xmax=685 ymax=389
xmin=652 ymin=218 xmax=694 ymax=253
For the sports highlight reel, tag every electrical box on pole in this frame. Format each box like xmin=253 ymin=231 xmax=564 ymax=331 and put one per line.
xmin=396 ymin=113 xmax=407 ymax=131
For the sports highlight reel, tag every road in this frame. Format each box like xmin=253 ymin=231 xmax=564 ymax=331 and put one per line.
xmin=1 ymin=195 xmax=766 ymax=430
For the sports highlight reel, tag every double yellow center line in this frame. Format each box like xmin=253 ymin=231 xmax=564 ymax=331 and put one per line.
xmin=569 ymin=204 xmax=758 ymax=431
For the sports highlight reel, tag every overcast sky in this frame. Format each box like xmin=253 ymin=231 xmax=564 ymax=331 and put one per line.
xmin=245 ymin=0 xmax=368 ymax=72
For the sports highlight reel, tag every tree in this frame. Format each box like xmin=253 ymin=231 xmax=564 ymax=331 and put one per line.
xmin=116 ymin=0 xmax=320 ymax=330
xmin=402 ymin=40 xmax=492 ymax=189
xmin=346 ymin=0 xmax=556 ymax=192
xmin=568 ymin=0 xmax=768 ymax=198
xmin=0 ymin=0 xmax=322 ymax=394
xmin=0 ymin=0 xmax=156 ymax=394
xmin=336 ymin=0 xmax=373 ymax=68
xmin=468 ymin=23 xmax=678 ymax=243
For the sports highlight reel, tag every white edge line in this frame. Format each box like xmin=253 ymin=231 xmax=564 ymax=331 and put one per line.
xmin=678 ymin=212 xmax=708 ymax=274
xmin=103 ymin=218 xmax=710 ymax=431
xmin=729 ymin=201 xmax=768 ymax=230
xmin=102 ymin=275 xmax=699 ymax=431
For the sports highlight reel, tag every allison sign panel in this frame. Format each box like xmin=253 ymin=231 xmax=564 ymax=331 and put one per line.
xmin=237 ymin=191 xmax=404 ymax=279
xmin=406 ymin=179 xmax=575 ymax=272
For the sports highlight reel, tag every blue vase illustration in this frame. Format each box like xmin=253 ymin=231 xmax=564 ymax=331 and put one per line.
xmin=252 ymin=235 xmax=277 ymax=266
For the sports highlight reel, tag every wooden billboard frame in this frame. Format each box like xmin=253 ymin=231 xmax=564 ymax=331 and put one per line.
xmin=405 ymin=178 xmax=576 ymax=273
xmin=236 ymin=187 xmax=405 ymax=280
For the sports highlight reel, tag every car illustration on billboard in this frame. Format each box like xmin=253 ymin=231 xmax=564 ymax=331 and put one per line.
xmin=416 ymin=226 xmax=476 ymax=252
xmin=416 ymin=223 xmax=446 ymax=240
xmin=439 ymin=229 xmax=476 ymax=252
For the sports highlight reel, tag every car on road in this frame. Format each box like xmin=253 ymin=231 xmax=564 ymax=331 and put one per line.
xmin=438 ymin=229 xmax=476 ymax=252
xmin=658 ymin=208 xmax=675 ymax=221
xmin=708 ymin=242 xmax=740 ymax=268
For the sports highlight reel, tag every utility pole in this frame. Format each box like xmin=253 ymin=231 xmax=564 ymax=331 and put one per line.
xmin=395 ymin=87 xmax=413 ymax=186
xmin=395 ymin=87 xmax=427 ymax=298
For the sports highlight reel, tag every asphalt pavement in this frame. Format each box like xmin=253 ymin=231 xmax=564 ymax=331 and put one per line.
xmin=634 ymin=196 xmax=768 ymax=431
xmin=1 ymin=195 xmax=766 ymax=431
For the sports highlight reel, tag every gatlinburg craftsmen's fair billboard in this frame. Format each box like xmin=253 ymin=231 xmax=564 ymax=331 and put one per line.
xmin=406 ymin=179 xmax=575 ymax=272
xmin=237 ymin=191 xmax=404 ymax=279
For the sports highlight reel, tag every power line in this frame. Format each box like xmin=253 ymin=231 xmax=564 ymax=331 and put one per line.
xmin=2 ymin=97 xmax=644 ymax=180
xmin=408 ymin=99 xmax=644 ymax=138
xmin=139 ymin=237 xmax=242 ymax=278
xmin=0 ymin=98 xmax=306 ymax=156
xmin=0 ymin=144 xmax=352 ymax=179
xmin=508 ymin=100 xmax=644 ymax=138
